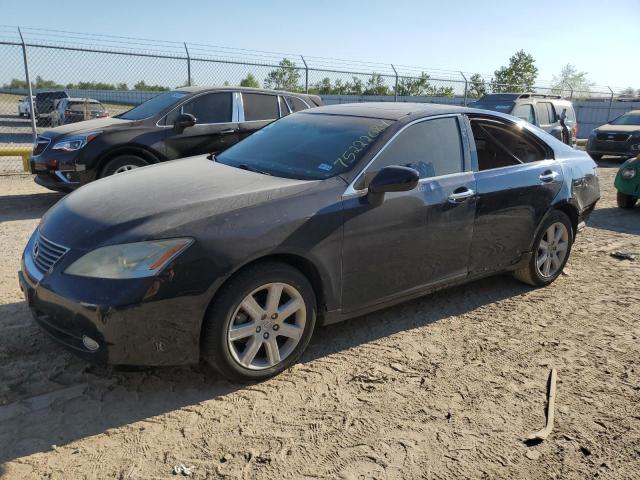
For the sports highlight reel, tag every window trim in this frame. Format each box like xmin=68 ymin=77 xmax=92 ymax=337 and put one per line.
xmin=466 ymin=115 xmax=555 ymax=172
xmin=278 ymin=95 xmax=290 ymax=117
xmin=343 ymin=114 xmax=468 ymax=198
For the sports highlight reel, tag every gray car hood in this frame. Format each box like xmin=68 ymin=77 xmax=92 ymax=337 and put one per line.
xmin=596 ymin=124 xmax=640 ymax=133
xmin=41 ymin=117 xmax=133 ymax=139
xmin=40 ymin=156 xmax=318 ymax=249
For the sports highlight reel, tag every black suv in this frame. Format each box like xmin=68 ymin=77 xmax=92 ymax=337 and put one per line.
xmin=30 ymin=87 xmax=322 ymax=192
xmin=586 ymin=110 xmax=640 ymax=160
xmin=35 ymin=90 xmax=70 ymax=126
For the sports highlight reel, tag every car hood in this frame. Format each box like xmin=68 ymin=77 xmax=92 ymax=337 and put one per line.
xmin=596 ymin=124 xmax=640 ymax=133
xmin=41 ymin=117 xmax=134 ymax=140
xmin=40 ymin=156 xmax=319 ymax=250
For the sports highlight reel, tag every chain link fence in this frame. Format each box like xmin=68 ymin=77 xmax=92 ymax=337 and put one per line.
xmin=0 ymin=25 xmax=636 ymax=173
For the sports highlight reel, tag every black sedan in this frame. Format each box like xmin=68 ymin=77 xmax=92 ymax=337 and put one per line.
xmin=19 ymin=103 xmax=600 ymax=382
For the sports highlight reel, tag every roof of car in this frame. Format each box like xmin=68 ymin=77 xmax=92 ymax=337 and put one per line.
xmin=304 ymin=102 xmax=468 ymax=120
xmin=66 ymin=97 xmax=102 ymax=102
xmin=174 ymin=86 xmax=312 ymax=97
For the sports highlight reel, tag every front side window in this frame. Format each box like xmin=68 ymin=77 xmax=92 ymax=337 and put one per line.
xmin=119 ymin=91 xmax=189 ymax=121
xmin=471 ymin=118 xmax=547 ymax=170
xmin=243 ymin=93 xmax=279 ymax=121
xmin=356 ymin=117 xmax=464 ymax=189
xmin=167 ymin=92 xmax=232 ymax=125
xmin=512 ymin=104 xmax=535 ymax=124
xmin=215 ymin=113 xmax=393 ymax=180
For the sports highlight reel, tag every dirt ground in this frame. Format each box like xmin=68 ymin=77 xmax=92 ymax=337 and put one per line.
xmin=0 ymin=162 xmax=638 ymax=480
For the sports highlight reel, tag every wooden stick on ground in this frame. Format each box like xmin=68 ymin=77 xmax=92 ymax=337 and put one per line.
xmin=526 ymin=368 xmax=558 ymax=441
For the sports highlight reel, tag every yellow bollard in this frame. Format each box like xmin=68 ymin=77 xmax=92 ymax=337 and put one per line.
xmin=0 ymin=147 xmax=33 ymax=172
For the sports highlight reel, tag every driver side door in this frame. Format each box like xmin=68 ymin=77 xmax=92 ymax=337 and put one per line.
xmin=340 ymin=115 xmax=477 ymax=314
xmin=163 ymin=91 xmax=239 ymax=159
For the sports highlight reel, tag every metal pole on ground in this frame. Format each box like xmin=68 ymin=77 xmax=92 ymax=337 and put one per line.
xmin=460 ymin=71 xmax=468 ymax=106
xmin=184 ymin=43 xmax=192 ymax=86
xmin=300 ymin=56 xmax=308 ymax=94
xmin=18 ymin=27 xmax=37 ymax=144
xmin=391 ymin=64 xmax=398 ymax=102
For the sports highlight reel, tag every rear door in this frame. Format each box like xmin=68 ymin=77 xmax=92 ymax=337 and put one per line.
xmin=163 ymin=91 xmax=239 ymax=159
xmin=340 ymin=115 xmax=477 ymax=313
xmin=238 ymin=92 xmax=280 ymax=140
xmin=465 ymin=115 xmax=563 ymax=275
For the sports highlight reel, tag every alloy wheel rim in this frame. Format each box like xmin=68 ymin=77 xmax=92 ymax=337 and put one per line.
xmin=114 ymin=164 xmax=138 ymax=174
xmin=227 ymin=282 xmax=306 ymax=370
xmin=536 ymin=222 xmax=569 ymax=278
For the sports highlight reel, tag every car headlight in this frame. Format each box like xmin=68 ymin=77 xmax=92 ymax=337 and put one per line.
xmin=65 ymin=238 xmax=193 ymax=279
xmin=52 ymin=131 xmax=102 ymax=152
xmin=621 ymin=167 xmax=637 ymax=179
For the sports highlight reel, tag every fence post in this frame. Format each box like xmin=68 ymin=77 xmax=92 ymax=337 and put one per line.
xmin=460 ymin=71 xmax=468 ymax=106
xmin=300 ymin=55 xmax=309 ymax=93
xmin=184 ymin=43 xmax=192 ymax=86
xmin=391 ymin=64 xmax=398 ymax=102
xmin=18 ymin=27 xmax=37 ymax=143
xmin=607 ymin=86 xmax=614 ymax=121
xmin=568 ymin=83 xmax=574 ymax=100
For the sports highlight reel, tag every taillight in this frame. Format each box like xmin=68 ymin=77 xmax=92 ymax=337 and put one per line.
xmin=64 ymin=110 xmax=73 ymax=117
xmin=571 ymin=125 xmax=578 ymax=138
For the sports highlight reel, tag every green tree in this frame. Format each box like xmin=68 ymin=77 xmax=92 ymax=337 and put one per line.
xmin=492 ymin=50 xmax=538 ymax=92
xmin=551 ymin=64 xmax=593 ymax=97
xmin=397 ymin=73 xmax=432 ymax=96
xmin=264 ymin=59 xmax=302 ymax=91
xmin=133 ymin=80 xmax=169 ymax=91
xmin=33 ymin=75 xmax=63 ymax=89
xmin=467 ymin=73 xmax=487 ymax=98
xmin=240 ymin=73 xmax=260 ymax=88
xmin=3 ymin=78 xmax=28 ymax=89
xmin=116 ymin=83 xmax=129 ymax=90
xmin=363 ymin=73 xmax=390 ymax=96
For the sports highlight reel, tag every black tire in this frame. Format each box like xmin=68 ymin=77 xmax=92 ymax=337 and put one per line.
xmin=617 ymin=191 xmax=638 ymax=209
xmin=201 ymin=261 xmax=317 ymax=382
xmin=588 ymin=153 xmax=602 ymax=161
xmin=100 ymin=155 xmax=149 ymax=178
xmin=513 ymin=210 xmax=573 ymax=287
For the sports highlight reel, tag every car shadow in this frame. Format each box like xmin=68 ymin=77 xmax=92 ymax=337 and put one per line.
xmin=0 ymin=273 xmax=529 ymax=464
xmin=0 ymin=192 xmax=64 ymax=221
xmin=588 ymin=205 xmax=640 ymax=235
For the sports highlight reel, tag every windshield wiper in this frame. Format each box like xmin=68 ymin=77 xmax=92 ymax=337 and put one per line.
xmin=236 ymin=164 xmax=271 ymax=176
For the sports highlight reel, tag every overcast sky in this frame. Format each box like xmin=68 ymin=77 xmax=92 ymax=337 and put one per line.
xmin=2 ymin=0 xmax=639 ymax=89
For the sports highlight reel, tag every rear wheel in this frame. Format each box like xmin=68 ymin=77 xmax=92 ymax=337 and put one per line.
xmin=201 ymin=261 xmax=316 ymax=382
xmin=514 ymin=210 xmax=573 ymax=287
xmin=100 ymin=155 xmax=148 ymax=178
xmin=617 ymin=191 xmax=638 ymax=209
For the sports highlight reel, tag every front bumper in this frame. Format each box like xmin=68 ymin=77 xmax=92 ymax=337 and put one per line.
xmin=18 ymin=234 xmax=206 ymax=366
xmin=587 ymin=137 xmax=640 ymax=157
xmin=34 ymin=171 xmax=81 ymax=193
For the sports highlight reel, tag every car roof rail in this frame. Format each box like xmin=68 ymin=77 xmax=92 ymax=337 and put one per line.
xmin=517 ymin=92 xmax=563 ymax=100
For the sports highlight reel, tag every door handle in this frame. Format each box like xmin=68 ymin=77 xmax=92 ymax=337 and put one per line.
xmin=539 ymin=170 xmax=560 ymax=183
xmin=448 ymin=188 xmax=475 ymax=204
xmin=219 ymin=129 xmax=236 ymax=134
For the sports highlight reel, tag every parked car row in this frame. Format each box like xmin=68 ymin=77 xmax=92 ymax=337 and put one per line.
xmin=20 ymin=87 xmax=601 ymax=382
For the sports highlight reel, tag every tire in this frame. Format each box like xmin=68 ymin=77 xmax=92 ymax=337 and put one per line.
xmin=100 ymin=155 xmax=149 ymax=178
xmin=513 ymin=210 xmax=573 ymax=287
xmin=617 ymin=191 xmax=638 ymax=209
xmin=201 ymin=261 xmax=317 ymax=382
xmin=588 ymin=153 xmax=602 ymax=161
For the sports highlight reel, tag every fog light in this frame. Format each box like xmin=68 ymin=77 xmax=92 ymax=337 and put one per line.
xmin=82 ymin=335 xmax=100 ymax=351
xmin=621 ymin=168 xmax=636 ymax=179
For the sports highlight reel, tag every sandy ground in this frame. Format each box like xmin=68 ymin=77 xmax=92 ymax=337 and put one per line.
xmin=0 ymin=163 xmax=638 ymax=479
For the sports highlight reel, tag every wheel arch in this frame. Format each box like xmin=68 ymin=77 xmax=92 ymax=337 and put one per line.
xmin=96 ymin=144 xmax=164 ymax=177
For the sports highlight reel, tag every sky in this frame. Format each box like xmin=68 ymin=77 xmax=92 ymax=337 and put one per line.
xmin=1 ymin=0 xmax=639 ymax=90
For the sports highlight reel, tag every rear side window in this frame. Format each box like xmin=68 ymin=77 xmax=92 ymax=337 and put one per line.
xmin=179 ymin=92 xmax=232 ymax=124
xmin=512 ymin=104 xmax=535 ymax=124
xmin=358 ymin=117 xmax=463 ymax=188
xmin=286 ymin=96 xmax=309 ymax=112
xmin=243 ymin=93 xmax=279 ymax=121
xmin=470 ymin=118 xmax=547 ymax=170
xmin=536 ymin=102 xmax=556 ymax=125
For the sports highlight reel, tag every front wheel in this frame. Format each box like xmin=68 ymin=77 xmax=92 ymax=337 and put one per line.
xmin=201 ymin=262 xmax=317 ymax=382
xmin=617 ymin=191 xmax=638 ymax=209
xmin=100 ymin=155 xmax=148 ymax=178
xmin=514 ymin=210 xmax=573 ymax=287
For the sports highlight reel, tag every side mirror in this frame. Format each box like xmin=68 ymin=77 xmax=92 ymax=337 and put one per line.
xmin=173 ymin=113 xmax=196 ymax=133
xmin=367 ymin=165 xmax=419 ymax=206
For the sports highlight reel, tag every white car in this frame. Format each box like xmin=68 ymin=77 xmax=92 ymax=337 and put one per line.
xmin=51 ymin=97 xmax=108 ymax=127
xmin=17 ymin=96 xmax=34 ymax=117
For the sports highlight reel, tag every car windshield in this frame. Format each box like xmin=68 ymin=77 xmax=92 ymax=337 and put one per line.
xmin=610 ymin=113 xmax=640 ymax=125
xmin=68 ymin=101 xmax=104 ymax=111
xmin=215 ymin=113 xmax=394 ymax=180
xmin=472 ymin=101 xmax=515 ymax=113
xmin=118 ymin=91 xmax=189 ymax=120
